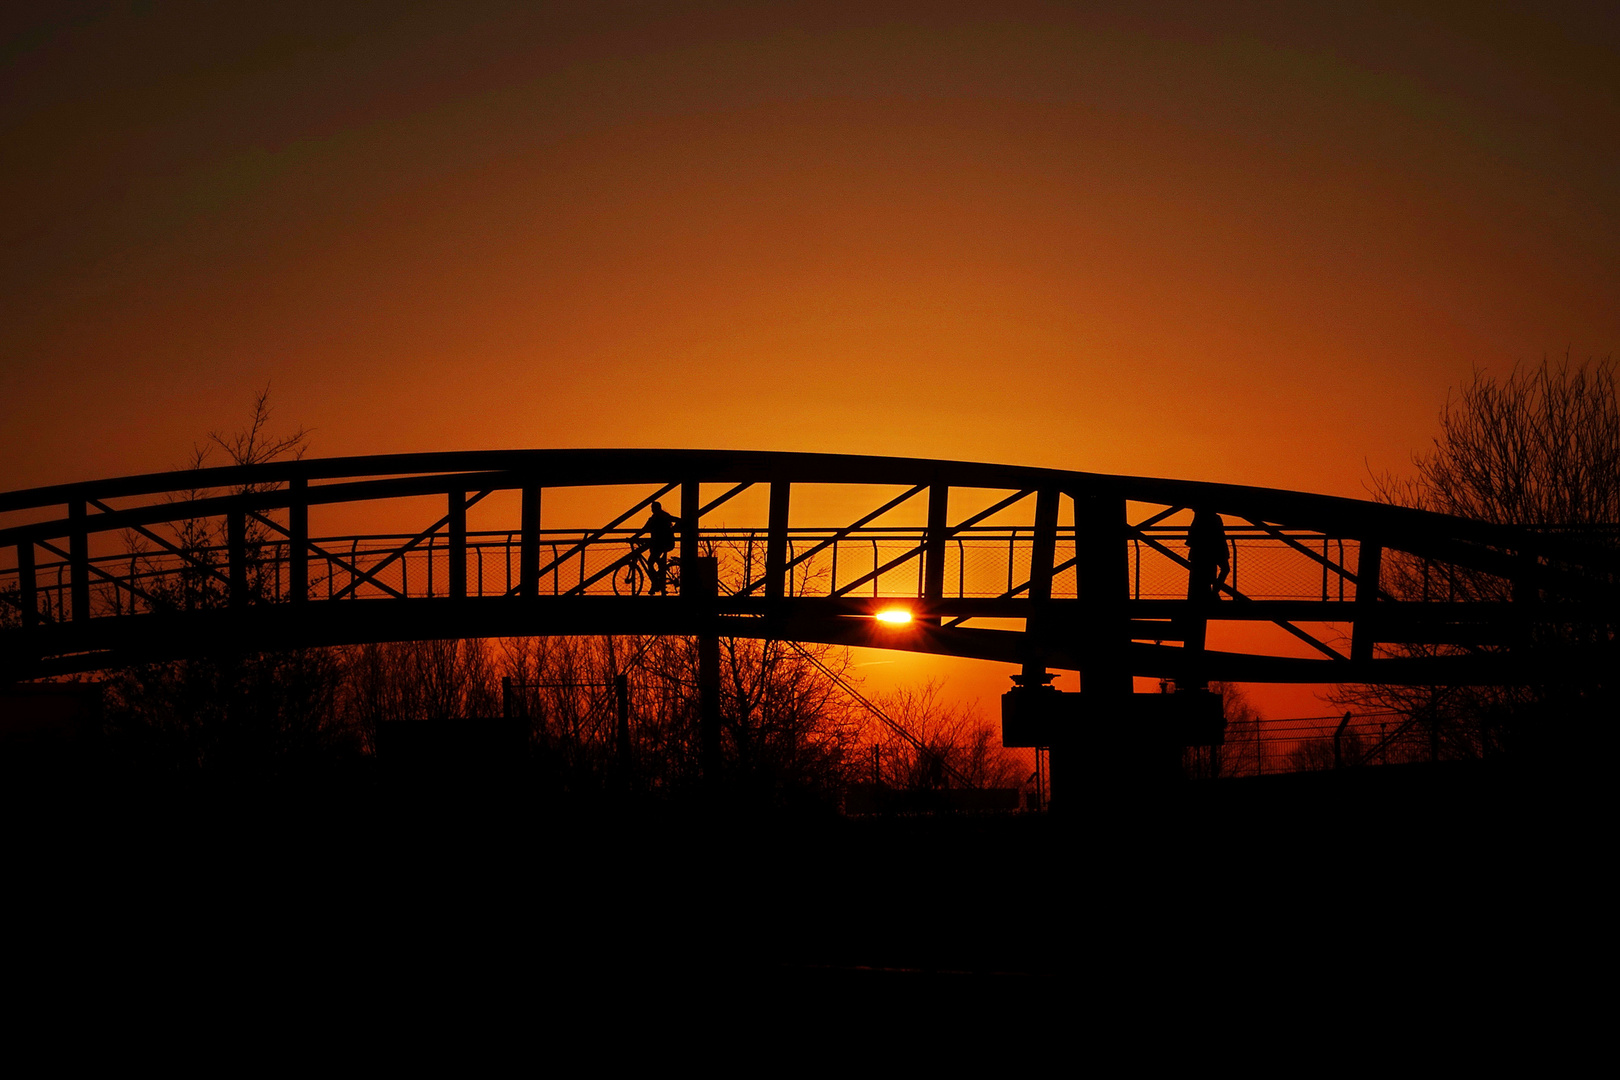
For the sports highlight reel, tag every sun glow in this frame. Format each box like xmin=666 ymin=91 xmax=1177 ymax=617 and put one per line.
xmin=875 ymin=609 xmax=912 ymax=625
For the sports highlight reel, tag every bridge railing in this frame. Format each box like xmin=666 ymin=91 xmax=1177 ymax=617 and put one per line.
xmin=2 ymin=522 xmax=1387 ymax=623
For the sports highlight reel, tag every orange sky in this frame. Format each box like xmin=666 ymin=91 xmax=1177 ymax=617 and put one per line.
xmin=3 ymin=2 xmax=1616 ymax=722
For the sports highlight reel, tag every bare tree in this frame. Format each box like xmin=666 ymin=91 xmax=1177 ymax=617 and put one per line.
xmin=494 ymin=633 xmax=863 ymax=806
xmin=346 ymin=639 xmax=500 ymax=743
xmin=1375 ymin=357 xmax=1619 ymax=528
xmin=103 ymin=390 xmax=355 ymax=772
xmin=872 ymin=681 xmax=1023 ymax=792
xmin=1343 ymin=356 xmax=1620 ymax=763
xmin=204 ymin=384 xmax=311 ymax=471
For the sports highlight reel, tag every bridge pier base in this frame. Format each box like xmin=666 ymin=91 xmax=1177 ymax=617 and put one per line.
xmin=1005 ymin=677 xmax=1225 ymax=808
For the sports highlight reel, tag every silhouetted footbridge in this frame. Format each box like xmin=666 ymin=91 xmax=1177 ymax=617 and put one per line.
xmin=3 ymin=450 xmax=1615 ymax=774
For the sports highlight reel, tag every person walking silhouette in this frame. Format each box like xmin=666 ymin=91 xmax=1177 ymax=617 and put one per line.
xmin=1187 ymin=508 xmax=1230 ymax=601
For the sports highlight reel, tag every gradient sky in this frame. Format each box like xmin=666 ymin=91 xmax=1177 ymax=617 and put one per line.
xmin=3 ymin=2 xmax=1616 ymax=717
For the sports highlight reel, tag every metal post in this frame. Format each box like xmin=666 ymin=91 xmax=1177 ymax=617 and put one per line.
xmin=520 ymin=483 xmax=540 ymax=598
xmin=17 ymin=541 xmax=37 ymax=630
xmin=923 ymin=483 xmax=948 ymax=619
xmin=228 ymin=507 xmax=248 ymax=607
xmin=615 ymin=672 xmax=632 ymax=771
xmin=681 ymin=479 xmax=701 ymax=573
xmin=1351 ymin=542 xmax=1382 ymax=665
xmin=1021 ymin=488 xmax=1061 ymax=695
xmin=690 ymin=556 xmax=722 ymax=781
xmin=766 ymin=481 xmax=790 ymax=601
xmin=449 ymin=489 xmax=467 ymax=600
xmin=289 ymin=477 xmax=308 ymax=602
xmin=69 ymin=498 xmax=90 ymax=622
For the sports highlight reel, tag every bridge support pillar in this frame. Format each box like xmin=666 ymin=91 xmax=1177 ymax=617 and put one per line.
xmin=1068 ymin=490 xmax=1136 ymax=802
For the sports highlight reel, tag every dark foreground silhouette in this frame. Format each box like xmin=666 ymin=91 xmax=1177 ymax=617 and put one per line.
xmin=5 ymin=753 xmax=1590 ymax=1032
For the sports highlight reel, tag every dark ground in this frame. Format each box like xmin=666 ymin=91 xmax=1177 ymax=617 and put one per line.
xmin=4 ymin=760 xmax=1600 ymax=1051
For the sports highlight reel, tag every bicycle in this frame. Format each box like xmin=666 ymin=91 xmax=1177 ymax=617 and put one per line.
xmin=615 ymin=545 xmax=679 ymax=596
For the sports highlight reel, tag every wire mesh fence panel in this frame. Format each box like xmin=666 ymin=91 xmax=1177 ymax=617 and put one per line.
xmin=1051 ymin=538 xmax=1079 ymax=599
xmin=786 ymin=543 xmax=838 ymax=597
xmin=1226 ymin=538 xmax=1354 ymax=601
xmin=949 ymin=540 xmax=995 ymax=597
xmin=578 ymin=539 xmax=626 ymax=595
xmin=1132 ymin=535 xmax=1193 ymax=598
xmin=866 ymin=539 xmax=926 ymax=596
xmin=1379 ymin=546 xmax=1516 ymax=604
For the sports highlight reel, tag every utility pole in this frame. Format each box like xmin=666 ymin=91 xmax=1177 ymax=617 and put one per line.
xmin=615 ymin=672 xmax=631 ymax=772
xmin=688 ymin=556 xmax=722 ymax=784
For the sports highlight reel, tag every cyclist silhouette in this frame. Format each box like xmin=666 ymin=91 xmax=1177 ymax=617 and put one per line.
xmin=645 ymin=501 xmax=677 ymax=595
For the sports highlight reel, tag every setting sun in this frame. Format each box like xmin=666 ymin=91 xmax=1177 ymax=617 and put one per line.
xmin=875 ymin=609 xmax=913 ymax=625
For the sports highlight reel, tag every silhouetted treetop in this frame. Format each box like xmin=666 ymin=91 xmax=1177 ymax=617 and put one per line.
xmin=1375 ymin=356 xmax=1618 ymax=530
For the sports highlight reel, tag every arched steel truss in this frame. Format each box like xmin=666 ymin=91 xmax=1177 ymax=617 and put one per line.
xmin=2 ymin=449 xmax=1615 ymax=684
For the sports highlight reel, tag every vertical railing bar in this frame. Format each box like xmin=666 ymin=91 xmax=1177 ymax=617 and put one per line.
xmin=1315 ymin=537 xmax=1328 ymax=605
xmin=1133 ymin=536 xmax=1141 ymax=601
xmin=16 ymin=541 xmax=38 ymax=629
xmin=1338 ymin=539 xmax=1346 ymax=602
